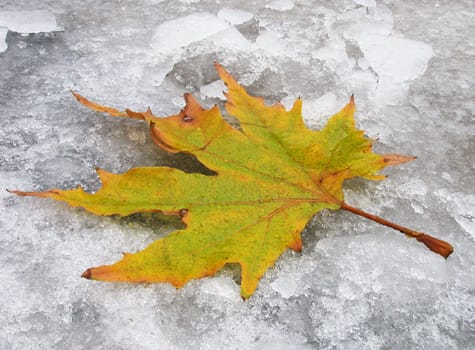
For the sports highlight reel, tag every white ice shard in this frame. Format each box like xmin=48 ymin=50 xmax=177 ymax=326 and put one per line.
xmin=217 ymin=8 xmax=253 ymax=25
xmin=266 ymin=0 xmax=295 ymax=11
xmin=270 ymin=274 xmax=301 ymax=299
xmin=0 ymin=27 xmax=7 ymax=53
xmin=0 ymin=10 xmax=61 ymax=34
xmin=357 ymin=35 xmax=433 ymax=106
xmin=200 ymin=79 xmax=226 ymax=99
xmin=150 ymin=12 xmax=230 ymax=54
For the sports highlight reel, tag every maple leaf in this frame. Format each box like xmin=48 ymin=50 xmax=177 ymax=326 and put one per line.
xmin=10 ymin=63 xmax=453 ymax=298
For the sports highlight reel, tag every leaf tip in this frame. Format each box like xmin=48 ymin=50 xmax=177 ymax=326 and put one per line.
xmin=382 ymin=154 xmax=417 ymax=166
xmin=213 ymin=60 xmax=223 ymax=71
xmin=349 ymin=94 xmax=355 ymax=109
xmin=95 ymin=167 xmax=113 ymax=184
xmin=290 ymin=97 xmax=303 ymax=113
xmin=214 ymin=61 xmax=236 ymax=89
xmin=288 ymin=238 xmax=303 ymax=253
xmin=81 ymin=268 xmax=92 ymax=279
xmin=183 ymin=92 xmax=201 ymax=108
xmin=6 ymin=188 xmax=23 ymax=196
xmin=71 ymin=91 xmax=86 ymax=104
xmin=7 ymin=189 xmax=55 ymax=198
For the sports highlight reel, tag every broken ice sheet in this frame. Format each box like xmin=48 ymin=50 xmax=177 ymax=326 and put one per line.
xmin=357 ymin=35 xmax=433 ymax=105
xmin=150 ymin=12 xmax=229 ymax=54
xmin=0 ymin=9 xmax=62 ymax=52
xmin=200 ymin=276 xmax=240 ymax=301
xmin=266 ymin=0 xmax=295 ymax=11
xmin=208 ymin=26 xmax=253 ymax=52
xmin=217 ymin=8 xmax=253 ymax=25
xmin=270 ymin=274 xmax=301 ymax=299
xmin=199 ymin=79 xmax=226 ymax=99
xmin=0 ymin=27 xmax=7 ymax=53
xmin=0 ymin=10 xmax=61 ymax=34
xmin=353 ymin=0 xmax=376 ymax=7
xmin=435 ymin=189 xmax=475 ymax=240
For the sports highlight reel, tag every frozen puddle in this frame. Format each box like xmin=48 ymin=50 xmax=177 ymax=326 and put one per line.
xmin=0 ymin=10 xmax=62 ymax=52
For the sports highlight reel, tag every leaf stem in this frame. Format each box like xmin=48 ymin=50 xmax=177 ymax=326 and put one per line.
xmin=340 ymin=202 xmax=453 ymax=258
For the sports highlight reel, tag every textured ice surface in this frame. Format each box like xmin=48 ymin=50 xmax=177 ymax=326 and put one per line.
xmin=1 ymin=0 xmax=474 ymax=349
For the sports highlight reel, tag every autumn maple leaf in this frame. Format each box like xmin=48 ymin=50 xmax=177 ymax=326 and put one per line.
xmin=10 ymin=63 xmax=453 ymax=298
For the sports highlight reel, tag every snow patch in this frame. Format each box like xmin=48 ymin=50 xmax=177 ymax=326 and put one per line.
xmin=339 ymin=6 xmax=393 ymax=37
xmin=200 ymin=277 xmax=240 ymax=300
xmin=353 ymin=0 xmax=376 ymax=8
xmin=0 ymin=10 xmax=61 ymax=34
xmin=302 ymin=92 xmax=338 ymax=124
xmin=266 ymin=0 xmax=295 ymax=11
xmin=255 ymin=29 xmax=287 ymax=55
xmin=208 ymin=26 xmax=253 ymax=51
xmin=331 ymin=5 xmax=433 ymax=106
xmin=357 ymin=35 xmax=433 ymax=106
xmin=0 ymin=27 xmax=7 ymax=53
xmin=396 ymin=178 xmax=428 ymax=198
xmin=151 ymin=12 xmax=230 ymax=54
xmin=0 ymin=10 xmax=61 ymax=52
xmin=282 ymin=92 xmax=340 ymax=127
xmin=435 ymin=189 xmax=475 ymax=239
xmin=200 ymin=79 xmax=226 ymax=99
xmin=270 ymin=274 xmax=301 ymax=298
xmin=313 ymin=37 xmax=349 ymax=69
xmin=218 ymin=8 xmax=253 ymax=25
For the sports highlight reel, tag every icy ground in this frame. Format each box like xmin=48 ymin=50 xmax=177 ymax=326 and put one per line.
xmin=1 ymin=0 xmax=474 ymax=349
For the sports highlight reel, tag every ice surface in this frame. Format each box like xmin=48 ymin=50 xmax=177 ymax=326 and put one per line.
xmin=1 ymin=0 xmax=474 ymax=349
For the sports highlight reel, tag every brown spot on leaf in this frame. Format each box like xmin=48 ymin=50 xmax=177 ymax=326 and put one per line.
xmin=81 ymin=269 xmax=92 ymax=279
xmin=178 ymin=208 xmax=189 ymax=217
xmin=182 ymin=115 xmax=193 ymax=122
